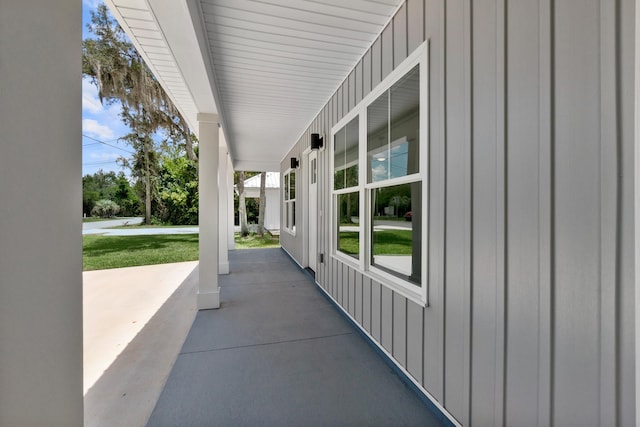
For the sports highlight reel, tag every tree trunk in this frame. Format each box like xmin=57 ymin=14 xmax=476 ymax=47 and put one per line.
xmin=237 ymin=171 xmax=249 ymax=236
xmin=257 ymin=172 xmax=267 ymax=237
xmin=145 ymin=176 xmax=151 ymax=224
xmin=144 ymin=149 xmax=151 ymax=225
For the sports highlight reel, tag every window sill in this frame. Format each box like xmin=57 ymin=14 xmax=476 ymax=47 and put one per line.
xmin=331 ymin=252 xmax=360 ymax=270
xmin=330 ymin=254 xmax=426 ymax=307
xmin=366 ymin=266 xmax=426 ymax=307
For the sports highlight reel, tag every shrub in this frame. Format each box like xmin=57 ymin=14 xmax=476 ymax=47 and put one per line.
xmin=91 ymin=199 xmax=121 ymax=218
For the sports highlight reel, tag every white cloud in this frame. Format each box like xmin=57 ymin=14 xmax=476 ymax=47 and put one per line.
xmin=371 ymin=164 xmax=387 ymax=181
xmin=82 ymin=79 xmax=103 ymax=114
xmin=83 ymin=118 xmax=114 ymax=140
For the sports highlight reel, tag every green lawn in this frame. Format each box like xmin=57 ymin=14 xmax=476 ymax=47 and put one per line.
xmin=83 ymin=234 xmax=199 ymax=271
xmin=372 ymin=229 xmax=413 ymax=255
xmin=338 ymin=229 xmax=413 ymax=256
xmin=83 ymin=232 xmax=280 ymax=271
xmin=338 ymin=231 xmax=360 ymax=255
xmin=234 ymin=233 xmax=280 ymax=249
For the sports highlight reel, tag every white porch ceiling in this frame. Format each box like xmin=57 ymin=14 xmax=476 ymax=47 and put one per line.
xmin=104 ymin=0 xmax=403 ymax=171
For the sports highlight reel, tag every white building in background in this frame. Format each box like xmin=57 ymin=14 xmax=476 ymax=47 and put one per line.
xmin=237 ymin=172 xmax=281 ymax=232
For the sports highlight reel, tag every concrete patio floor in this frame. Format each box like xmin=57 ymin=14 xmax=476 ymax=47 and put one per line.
xmin=83 ymin=261 xmax=199 ymax=427
xmin=147 ymin=248 xmax=445 ymax=427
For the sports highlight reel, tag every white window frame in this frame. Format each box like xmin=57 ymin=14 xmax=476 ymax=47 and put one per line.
xmin=331 ymin=114 xmax=363 ymax=268
xmin=283 ymin=168 xmax=296 ymax=235
xmin=330 ymin=40 xmax=429 ymax=306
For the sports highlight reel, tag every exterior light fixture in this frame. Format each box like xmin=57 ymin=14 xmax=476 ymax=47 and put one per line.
xmin=310 ymin=133 xmax=324 ymax=150
xmin=290 ymin=157 xmax=299 ymax=169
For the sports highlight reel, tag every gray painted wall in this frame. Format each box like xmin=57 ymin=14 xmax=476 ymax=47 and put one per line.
xmin=0 ymin=1 xmax=84 ymax=425
xmin=281 ymin=0 xmax=636 ymax=425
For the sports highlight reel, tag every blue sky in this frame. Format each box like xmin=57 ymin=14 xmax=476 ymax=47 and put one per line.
xmin=82 ymin=0 xmax=133 ymax=177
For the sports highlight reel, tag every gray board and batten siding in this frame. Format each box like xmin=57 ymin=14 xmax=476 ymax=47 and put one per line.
xmin=280 ymin=0 xmax=636 ymax=426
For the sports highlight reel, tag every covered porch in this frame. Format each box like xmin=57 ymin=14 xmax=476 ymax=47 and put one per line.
xmin=82 ymin=248 xmax=445 ymax=426
xmin=147 ymin=248 xmax=443 ymax=426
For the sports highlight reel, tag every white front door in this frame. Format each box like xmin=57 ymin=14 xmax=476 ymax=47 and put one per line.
xmin=308 ymin=150 xmax=318 ymax=272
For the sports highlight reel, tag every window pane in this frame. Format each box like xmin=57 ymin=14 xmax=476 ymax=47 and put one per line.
xmin=344 ymin=117 xmax=359 ymax=188
xmin=367 ymin=91 xmax=389 ymax=183
xmin=334 ymin=127 xmax=346 ymax=190
xmin=334 ymin=116 xmax=359 ymax=190
xmin=292 ymin=201 xmax=296 ymax=229
xmin=289 ymin=171 xmax=296 ymax=200
xmin=367 ymin=66 xmax=420 ymax=183
xmin=337 ymin=192 xmax=359 ymax=259
xmin=311 ymin=158 xmax=317 ymax=184
xmin=370 ymin=182 xmax=421 ymax=285
xmin=390 ymin=65 xmax=419 ymax=177
xmin=285 ymin=201 xmax=290 ymax=228
xmin=284 ymin=173 xmax=289 ymax=201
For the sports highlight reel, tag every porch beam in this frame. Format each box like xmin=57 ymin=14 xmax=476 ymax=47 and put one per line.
xmin=197 ymin=112 xmax=220 ymax=310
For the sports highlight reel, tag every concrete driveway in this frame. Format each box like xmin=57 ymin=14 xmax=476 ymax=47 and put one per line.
xmin=82 ymin=217 xmax=199 ymax=236
xmin=83 ymin=227 xmax=199 ymax=236
xmin=83 ymin=217 xmax=144 ymax=231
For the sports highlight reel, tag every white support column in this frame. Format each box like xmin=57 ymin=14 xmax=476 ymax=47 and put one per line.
xmin=218 ymin=137 xmax=230 ymax=274
xmin=0 ymin=1 xmax=83 ymax=424
xmin=197 ymin=113 xmax=220 ymax=309
xmin=228 ymin=156 xmax=236 ymax=250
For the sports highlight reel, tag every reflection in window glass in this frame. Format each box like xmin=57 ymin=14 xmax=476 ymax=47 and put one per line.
xmin=284 ymin=174 xmax=289 ymax=201
xmin=367 ymin=65 xmax=419 ymax=182
xmin=370 ymin=182 xmax=421 ymax=285
xmin=292 ymin=200 xmax=296 ymax=228
xmin=388 ymin=138 xmax=409 ymax=179
xmin=285 ymin=202 xmax=290 ymax=228
xmin=337 ymin=192 xmax=359 ymax=259
xmin=283 ymin=170 xmax=296 ymax=233
xmin=289 ymin=171 xmax=295 ymax=200
xmin=311 ymin=158 xmax=317 ymax=184
xmin=390 ymin=65 xmax=419 ymax=177
xmin=367 ymin=91 xmax=389 ymax=183
xmin=334 ymin=116 xmax=359 ymax=190
xmin=334 ymin=127 xmax=345 ymax=190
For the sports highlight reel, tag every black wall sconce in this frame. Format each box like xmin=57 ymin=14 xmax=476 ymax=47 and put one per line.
xmin=311 ymin=133 xmax=324 ymax=150
xmin=290 ymin=157 xmax=299 ymax=169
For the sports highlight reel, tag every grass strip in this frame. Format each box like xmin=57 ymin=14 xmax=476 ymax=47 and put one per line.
xmin=234 ymin=233 xmax=280 ymax=249
xmin=83 ymin=232 xmax=280 ymax=271
xmin=83 ymin=234 xmax=199 ymax=271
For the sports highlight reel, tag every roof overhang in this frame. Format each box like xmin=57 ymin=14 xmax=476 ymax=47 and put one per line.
xmin=104 ymin=0 xmax=403 ymax=171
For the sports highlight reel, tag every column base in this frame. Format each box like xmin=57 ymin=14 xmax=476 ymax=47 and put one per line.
xmin=197 ymin=288 xmax=220 ymax=310
xmin=219 ymin=262 xmax=230 ymax=275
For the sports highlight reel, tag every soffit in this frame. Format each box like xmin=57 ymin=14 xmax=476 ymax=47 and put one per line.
xmin=105 ymin=0 xmax=403 ymax=171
